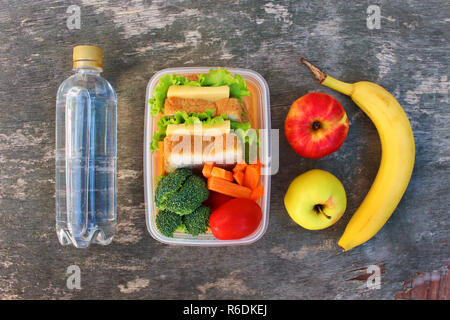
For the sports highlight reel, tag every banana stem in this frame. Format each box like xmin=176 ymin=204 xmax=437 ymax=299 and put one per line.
xmin=299 ymin=58 xmax=326 ymax=82
xmin=300 ymin=58 xmax=354 ymax=96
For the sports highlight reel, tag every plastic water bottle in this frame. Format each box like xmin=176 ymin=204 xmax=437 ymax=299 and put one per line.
xmin=56 ymin=45 xmax=117 ymax=248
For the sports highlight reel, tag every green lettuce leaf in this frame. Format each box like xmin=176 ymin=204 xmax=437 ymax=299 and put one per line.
xmin=198 ymin=68 xmax=250 ymax=101
xmin=149 ymin=74 xmax=201 ymax=117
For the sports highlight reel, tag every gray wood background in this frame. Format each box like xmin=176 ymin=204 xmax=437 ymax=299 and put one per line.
xmin=0 ymin=0 xmax=448 ymax=299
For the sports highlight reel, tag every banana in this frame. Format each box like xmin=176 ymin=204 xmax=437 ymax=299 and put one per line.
xmin=301 ymin=58 xmax=415 ymax=251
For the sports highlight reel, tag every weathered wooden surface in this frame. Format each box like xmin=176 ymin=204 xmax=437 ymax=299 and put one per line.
xmin=0 ymin=0 xmax=448 ymax=299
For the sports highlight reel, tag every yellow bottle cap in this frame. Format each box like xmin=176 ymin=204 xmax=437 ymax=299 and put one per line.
xmin=73 ymin=45 xmax=102 ymax=68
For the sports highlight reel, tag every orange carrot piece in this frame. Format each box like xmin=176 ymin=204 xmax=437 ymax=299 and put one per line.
xmin=157 ymin=141 xmax=165 ymax=177
xmin=255 ymin=160 xmax=263 ymax=168
xmin=202 ymin=162 xmax=214 ymax=178
xmin=233 ymin=171 xmax=245 ymax=186
xmin=250 ymin=185 xmax=264 ymax=201
xmin=207 ymin=176 xmax=252 ymax=199
xmin=211 ymin=167 xmax=234 ymax=181
xmin=232 ymin=162 xmax=247 ymax=173
xmin=243 ymin=164 xmax=261 ymax=190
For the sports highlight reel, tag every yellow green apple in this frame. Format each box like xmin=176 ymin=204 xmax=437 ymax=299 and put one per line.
xmin=284 ymin=169 xmax=347 ymax=230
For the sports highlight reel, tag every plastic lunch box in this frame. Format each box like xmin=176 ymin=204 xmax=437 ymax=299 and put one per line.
xmin=144 ymin=67 xmax=271 ymax=246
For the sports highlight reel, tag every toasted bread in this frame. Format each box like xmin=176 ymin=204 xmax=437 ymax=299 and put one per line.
xmin=164 ymin=97 xmax=217 ymax=116
xmin=163 ymin=133 xmax=243 ymax=171
xmin=164 ymin=97 xmax=244 ymax=122
xmin=214 ymin=98 xmax=243 ymax=122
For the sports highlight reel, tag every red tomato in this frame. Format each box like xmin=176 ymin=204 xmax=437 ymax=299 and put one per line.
xmin=209 ymin=198 xmax=262 ymax=240
xmin=203 ymin=191 xmax=234 ymax=212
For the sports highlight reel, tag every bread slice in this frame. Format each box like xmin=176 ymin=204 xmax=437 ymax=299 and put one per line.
xmin=164 ymin=97 xmax=217 ymax=116
xmin=214 ymin=98 xmax=243 ymax=122
xmin=163 ymin=133 xmax=243 ymax=171
xmin=164 ymin=97 xmax=243 ymax=122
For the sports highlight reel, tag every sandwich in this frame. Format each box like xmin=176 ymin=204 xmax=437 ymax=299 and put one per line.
xmin=149 ymin=68 xmax=257 ymax=172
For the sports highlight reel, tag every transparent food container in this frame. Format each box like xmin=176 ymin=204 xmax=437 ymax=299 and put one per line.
xmin=144 ymin=67 xmax=271 ymax=246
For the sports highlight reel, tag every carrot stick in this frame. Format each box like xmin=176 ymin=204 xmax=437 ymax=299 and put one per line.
xmin=243 ymin=164 xmax=261 ymax=190
xmin=207 ymin=176 xmax=252 ymax=199
xmin=233 ymin=162 xmax=247 ymax=173
xmin=233 ymin=171 xmax=245 ymax=186
xmin=211 ymin=167 xmax=234 ymax=181
xmin=250 ymin=185 xmax=264 ymax=201
xmin=202 ymin=162 xmax=214 ymax=178
xmin=157 ymin=141 xmax=164 ymax=177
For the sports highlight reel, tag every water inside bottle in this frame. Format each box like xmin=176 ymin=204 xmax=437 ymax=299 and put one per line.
xmin=56 ymin=68 xmax=117 ymax=248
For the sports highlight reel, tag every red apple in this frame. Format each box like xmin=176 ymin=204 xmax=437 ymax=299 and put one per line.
xmin=285 ymin=92 xmax=349 ymax=159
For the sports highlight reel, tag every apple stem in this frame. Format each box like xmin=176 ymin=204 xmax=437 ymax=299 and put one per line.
xmin=315 ymin=204 xmax=332 ymax=220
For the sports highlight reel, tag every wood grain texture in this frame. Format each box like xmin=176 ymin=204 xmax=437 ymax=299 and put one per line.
xmin=0 ymin=0 xmax=448 ymax=299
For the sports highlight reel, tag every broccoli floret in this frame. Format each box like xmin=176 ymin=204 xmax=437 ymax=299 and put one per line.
xmin=183 ymin=205 xmax=210 ymax=236
xmin=155 ymin=209 xmax=182 ymax=237
xmin=155 ymin=168 xmax=192 ymax=208
xmin=176 ymin=222 xmax=188 ymax=234
xmin=161 ymin=175 xmax=209 ymax=215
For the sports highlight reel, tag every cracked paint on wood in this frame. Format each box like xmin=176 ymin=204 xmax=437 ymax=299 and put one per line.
xmin=0 ymin=0 xmax=448 ymax=299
